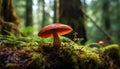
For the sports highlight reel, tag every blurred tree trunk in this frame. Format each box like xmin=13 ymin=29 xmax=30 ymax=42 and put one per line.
xmin=101 ymin=0 xmax=112 ymax=43
xmin=37 ymin=0 xmax=41 ymax=29
xmin=102 ymin=0 xmax=110 ymax=30
xmin=42 ymin=0 xmax=45 ymax=27
xmin=53 ymin=0 xmax=59 ymax=23
xmin=83 ymin=0 xmax=86 ymax=11
xmin=116 ymin=0 xmax=120 ymax=43
xmin=0 ymin=0 xmax=19 ymax=35
xmin=26 ymin=0 xmax=33 ymax=26
xmin=53 ymin=0 xmax=57 ymax=23
xmin=59 ymin=0 xmax=87 ymax=44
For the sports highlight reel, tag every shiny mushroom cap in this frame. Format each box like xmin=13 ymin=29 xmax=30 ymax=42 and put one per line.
xmin=38 ymin=23 xmax=73 ymax=38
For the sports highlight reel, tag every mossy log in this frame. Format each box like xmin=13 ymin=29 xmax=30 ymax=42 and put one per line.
xmin=0 ymin=35 xmax=120 ymax=69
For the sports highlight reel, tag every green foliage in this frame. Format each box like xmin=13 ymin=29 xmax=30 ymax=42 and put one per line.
xmin=21 ymin=26 xmax=34 ymax=35
xmin=85 ymin=0 xmax=120 ymax=43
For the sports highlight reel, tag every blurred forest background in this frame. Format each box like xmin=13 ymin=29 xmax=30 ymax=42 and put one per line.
xmin=11 ymin=0 xmax=120 ymax=44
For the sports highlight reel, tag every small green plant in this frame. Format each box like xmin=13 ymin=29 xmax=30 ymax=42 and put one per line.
xmin=21 ymin=26 xmax=34 ymax=35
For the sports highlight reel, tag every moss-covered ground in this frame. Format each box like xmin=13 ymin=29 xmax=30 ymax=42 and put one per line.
xmin=0 ymin=35 xmax=120 ymax=69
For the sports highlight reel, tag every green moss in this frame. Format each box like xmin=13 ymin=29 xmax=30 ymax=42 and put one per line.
xmin=6 ymin=63 xmax=20 ymax=68
xmin=28 ymin=52 xmax=46 ymax=69
xmin=1 ymin=35 xmax=120 ymax=69
xmin=102 ymin=44 xmax=120 ymax=60
xmin=30 ymin=44 xmax=102 ymax=69
xmin=72 ymin=46 xmax=101 ymax=69
xmin=102 ymin=44 xmax=120 ymax=68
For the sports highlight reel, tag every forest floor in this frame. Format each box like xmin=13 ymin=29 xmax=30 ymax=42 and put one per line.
xmin=0 ymin=35 xmax=120 ymax=69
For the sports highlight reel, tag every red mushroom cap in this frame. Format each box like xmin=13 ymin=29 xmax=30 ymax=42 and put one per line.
xmin=38 ymin=23 xmax=73 ymax=38
xmin=98 ymin=41 xmax=104 ymax=45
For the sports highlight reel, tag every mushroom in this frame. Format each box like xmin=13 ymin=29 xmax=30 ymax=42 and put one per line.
xmin=38 ymin=23 xmax=73 ymax=46
xmin=98 ymin=41 xmax=104 ymax=45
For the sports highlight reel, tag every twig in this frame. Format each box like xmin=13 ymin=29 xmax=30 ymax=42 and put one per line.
xmin=84 ymin=13 xmax=112 ymax=42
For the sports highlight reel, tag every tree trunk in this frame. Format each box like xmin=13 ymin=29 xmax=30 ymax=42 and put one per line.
xmin=0 ymin=0 xmax=19 ymax=35
xmin=37 ymin=0 xmax=41 ymax=29
xmin=26 ymin=0 xmax=33 ymax=26
xmin=59 ymin=0 xmax=87 ymax=44
xmin=53 ymin=0 xmax=59 ymax=23
xmin=116 ymin=0 xmax=120 ymax=43
xmin=101 ymin=0 xmax=112 ymax=43
xmin=42 ymin=0 xmax=45 ymax=27
xmin=102 ymin=0 xmax=110 ymax=30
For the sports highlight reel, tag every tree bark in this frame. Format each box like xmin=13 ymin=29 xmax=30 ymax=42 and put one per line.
xmin=42 ymin=0 xmax=45 ymax=27
xmin=26 ymin=0 xmax=33 ymax=26
xmin=59 ymin=0 xmax=87 ymax=44
xmin=0 ymin=0 xmax=19 ymax=35
xmin=54 ymin=0 xmax=59 ymax=23
xmin=102 ymin=0 xmax=110 ymax=30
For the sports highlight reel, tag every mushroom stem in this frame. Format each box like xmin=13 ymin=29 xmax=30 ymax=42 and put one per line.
xmin=53 ymin=30 xmax=61 ymax=46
